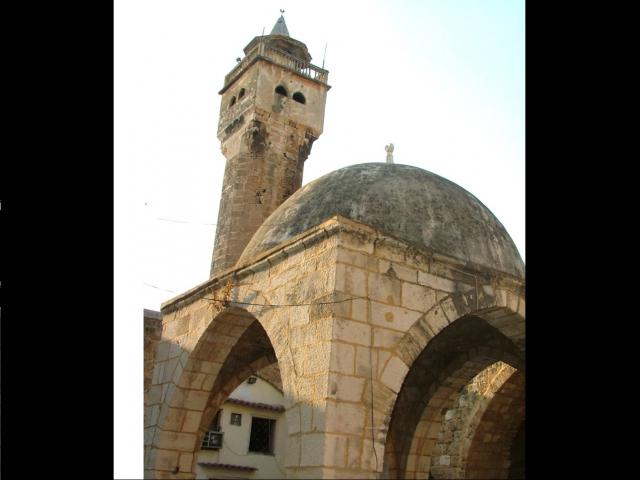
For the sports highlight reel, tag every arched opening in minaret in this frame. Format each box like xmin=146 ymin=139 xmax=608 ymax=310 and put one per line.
xmin=292 ymin=92 xmax=306 ymax=104
xmin=238 ymin=88 xmax=246 ymax=99
xmin=228 ymin=96 xmax=236 ymax=108
xmin=275 ymin=85 xmax=288 ymax=96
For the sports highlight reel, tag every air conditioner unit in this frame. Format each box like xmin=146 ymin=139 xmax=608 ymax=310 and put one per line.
xmin=201 ymin=430 xmax=224 ymax=450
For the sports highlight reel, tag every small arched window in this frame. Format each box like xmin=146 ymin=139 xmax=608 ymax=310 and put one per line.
xmin=275 ymin=85 xmax=288 ymax=97
xmin=238 ymin=88 xmax=246 ymax=99
xmin=293 ymin=92 xmax=306 ymax=104
xmin=229 ymin=96 xmax=236 ymax=108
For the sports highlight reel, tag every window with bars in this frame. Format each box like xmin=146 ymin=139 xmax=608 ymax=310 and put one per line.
xmin=230 ymin=413 xmax=242 ymax=426
xmin=248 ymin=417 xmax=276 ymax=454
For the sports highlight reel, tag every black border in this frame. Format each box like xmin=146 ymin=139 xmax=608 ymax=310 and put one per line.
xmin=2 ymin=2 xmax=114 ymax=478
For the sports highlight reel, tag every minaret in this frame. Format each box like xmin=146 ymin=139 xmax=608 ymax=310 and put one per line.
xmin=210 ymin=14 xmax=330 ymax=277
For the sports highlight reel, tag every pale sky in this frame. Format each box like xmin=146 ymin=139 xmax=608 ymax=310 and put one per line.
xmin=114 ymin=0 xmax=524 ymax=476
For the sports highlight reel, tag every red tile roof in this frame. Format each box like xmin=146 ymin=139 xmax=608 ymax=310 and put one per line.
xmin=197 ymin=461 xmax=257 ymax=472
xmin=225 ymin=397 xmax=285 ymax=412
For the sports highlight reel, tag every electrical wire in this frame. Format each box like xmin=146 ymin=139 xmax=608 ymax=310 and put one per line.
xmin=201 ymin=294 xmax=367 ymax=309
xmin=143 ymin=282 xmax=177 ymax=294
xmin=368 ymin=298 xmax=380 ymax=474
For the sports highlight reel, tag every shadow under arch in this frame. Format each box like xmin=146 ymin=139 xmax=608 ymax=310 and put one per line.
xmin=463 ymin=370 xmax=525 ymax=479
xmin=382 ymin=314 xmax=524 ymax=479
xmin=426 ymin=361 xmax=518 ymax=479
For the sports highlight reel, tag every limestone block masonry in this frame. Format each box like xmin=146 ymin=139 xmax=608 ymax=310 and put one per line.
xmin=145 ymin=310 xmax=163 ymax=393
xmin=145 ymin=216 xmax=525 ymax=479
xmin=210 ymin=34 xmax=330 ymax=277
xmin=147 ymin=14 xmax=524 ymax=479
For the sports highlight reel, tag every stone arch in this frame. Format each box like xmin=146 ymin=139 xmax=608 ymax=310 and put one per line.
xmin=255 ymin=363 xmax=284 ymax=392
xmin=406 ymin=357 xmax=521 ymax=478
xmin=463 ymin=370 xmax=525 ymax=479
xmin=428 ymin=361 xmax=518 ymax=479
xmin=145 ymin=305 xmax=293 ymax=478
xmin=395 ymin=287 xmax=525 ymax=370
xmin=383 ymin=335 xmax=521 ymax=478
xmin=380 ymin=287 xmax=525 ymax=479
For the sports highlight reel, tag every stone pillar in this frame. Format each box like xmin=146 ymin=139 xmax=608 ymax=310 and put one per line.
xmin=144 ymin=309 xmax=163 ymax=393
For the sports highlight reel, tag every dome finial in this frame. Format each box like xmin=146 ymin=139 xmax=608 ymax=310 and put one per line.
xmin=271 ymin=10 xmax=290 ymax=36
xmin=385 ymin=143 xmax=394 ymax=163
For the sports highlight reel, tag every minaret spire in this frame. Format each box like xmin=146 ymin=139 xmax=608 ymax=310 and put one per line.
xmin=270 ymin=10 xmax=290 ymax=36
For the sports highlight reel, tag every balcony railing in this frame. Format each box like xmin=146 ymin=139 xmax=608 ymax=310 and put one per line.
xmin=223 ymin=42 xmax=329 ymax=89
xmin=201 ymin=430 xmax=224 ymax=450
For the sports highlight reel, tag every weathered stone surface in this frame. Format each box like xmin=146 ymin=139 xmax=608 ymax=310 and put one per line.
xmin=402 ymin=282 xmax=437 ymax=312
xmin=370 ymin=302 xmax=422 ymax=332
xmin=211 ymin=35 xmax=329 ymax=278
xmin=238 ymin=164 xmax=525 ymax=279
xmin=373 ymin=327 xmax=404 ymax=349
xmin=355 ymin=345 xmax=377 ymax=378
xmin=181 ymin=411 xmax=201 ymax=433
xmin=145 ymin=311 xmax=163 ymax=392
xmin=347 ymin=435 xmax=363 ymax=469
xmin=324 ymin=401 xmax=367 ymax=435
xmin=368 ymin=272 xmax=402 ymax=305
xmin=286 ymin=434 xmax=302 ymax=467
xmin=335 ymin=263 xmax=368 ymax=297
xmin=323 ymin=434 xmax=348 ymax=467
xmin=147 ymin=194 xmax=525 ymax=480
xmin=286 ymin=405 xmax=301 ymax=435
xmin=146 ymin=449 xmax=179 ymax=471
xmin=351 ymin=298 xmax=368 ymax=322
xmin=330 ymin=342 xmax=355 ymax=375
xmin=300 ymin=402 xmax=315 ymax=432
xmin=301 ymin=433 xmax=326 ymax=466
xmin=153 ymin=431 xmax=197 ymax=452
xmin=418 ymin=270 xmax=456 ymax=293
xmin=178 ymin=453 xmax=193 ymax=473
xmin=379 ymin=356 xmax=409 ymax=393
xmin=332 ymin=318 xmax=371 ymax=346
xmin=328 ymin=373 xmax=366 ymax=402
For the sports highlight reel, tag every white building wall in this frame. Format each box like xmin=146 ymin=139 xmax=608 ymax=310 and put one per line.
xmin=195 ymin=377 xmax=287 ymax=479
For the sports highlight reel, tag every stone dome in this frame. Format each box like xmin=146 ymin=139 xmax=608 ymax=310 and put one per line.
xmin=238 ymin=163 xmax=524 ymax=278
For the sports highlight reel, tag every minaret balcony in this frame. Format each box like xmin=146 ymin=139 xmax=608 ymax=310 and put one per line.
xmin=220 ymin=42 xmax=329 ymax=93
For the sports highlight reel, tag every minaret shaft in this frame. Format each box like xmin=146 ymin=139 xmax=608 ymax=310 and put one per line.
xmin=210 ymin=21 xmax=329 ymax=277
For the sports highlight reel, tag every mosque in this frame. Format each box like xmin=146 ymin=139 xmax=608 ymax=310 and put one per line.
xmin=144 ymin=13 xmax=525 ymax=479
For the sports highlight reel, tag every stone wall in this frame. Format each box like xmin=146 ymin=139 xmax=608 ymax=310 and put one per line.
xmin=210 ymin=59 xmax=328 ymax=277
xmin=145 ymin=217 xmax=524 ymax=479
xmin=428 ymin=362 xmax=517 ymax=478
xmin=144 ymin=309 xmax=163 ymax=393
xmin=465 ymin=371 xmax=525 ymax=479
xmin=257 ymin=363 xmax=283 ymax=392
